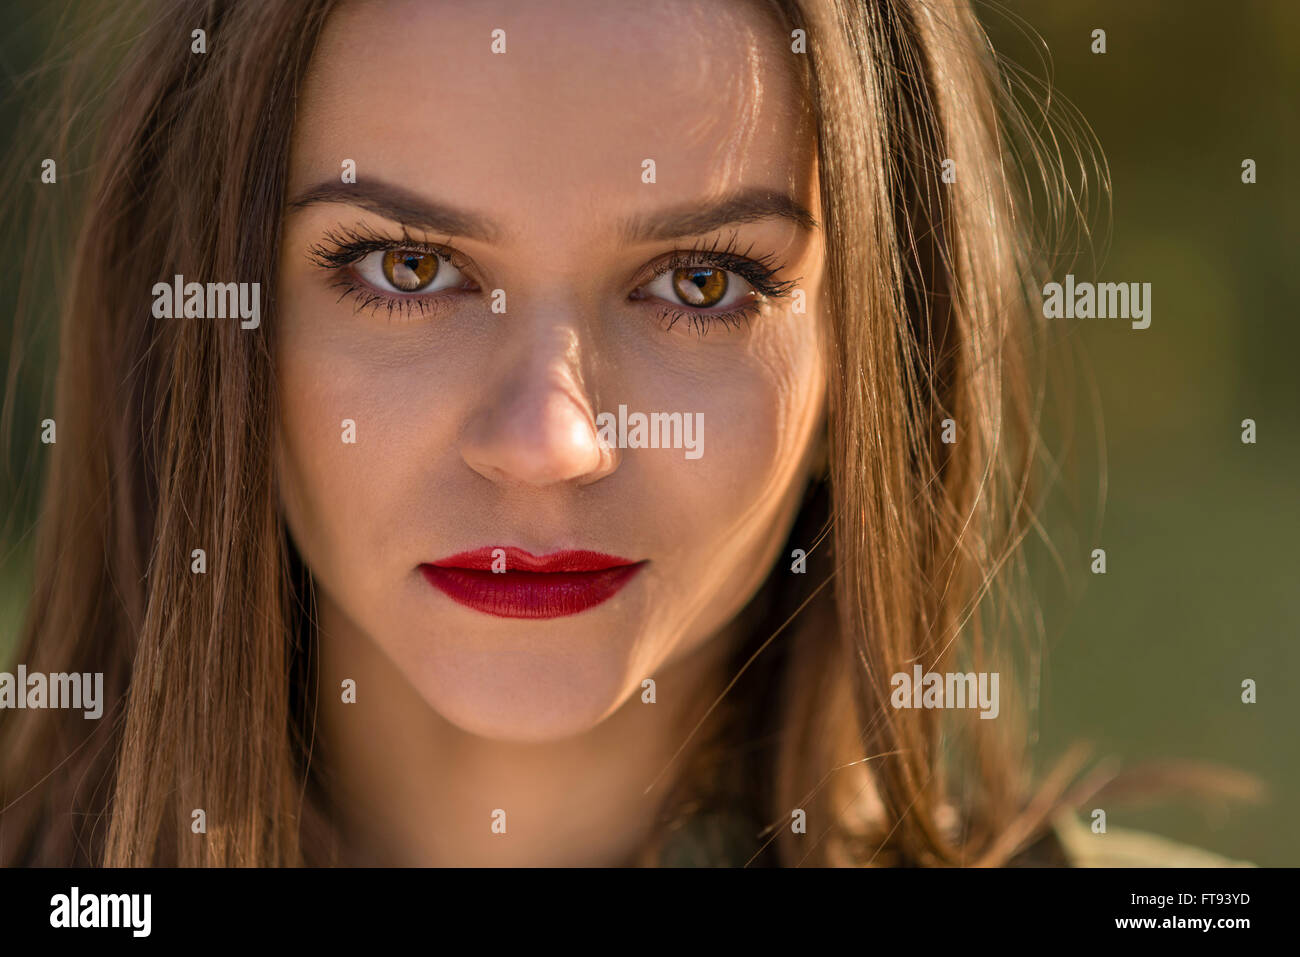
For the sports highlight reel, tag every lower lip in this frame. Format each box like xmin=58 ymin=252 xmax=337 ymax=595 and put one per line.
xmin=419 ymin=563 xmax=644 ymax=619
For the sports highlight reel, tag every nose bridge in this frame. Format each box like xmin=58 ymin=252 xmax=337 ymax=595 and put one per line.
xmin=459 ymin=308 xmax=617 ymax=487
xmin=503 ymin=311 xmax=597 ymax=427
xmin=529 ymin=319 xmax=590 ymax=408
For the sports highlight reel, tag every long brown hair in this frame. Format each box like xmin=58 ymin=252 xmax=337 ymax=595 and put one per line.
xmin=3 ymin=0 xmax=1106 ymax=866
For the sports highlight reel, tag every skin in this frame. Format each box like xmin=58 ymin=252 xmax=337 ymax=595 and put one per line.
xmin=275 ymin=0 xmax=827 ymax=865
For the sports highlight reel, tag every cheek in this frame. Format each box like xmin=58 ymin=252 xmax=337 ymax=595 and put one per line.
xmin=628 ymin=312 xmax=826 ymax=650
xmin=274 ymin=344 xmax=362 ymax=590
xmin=273 ymin=319 xmax=445 ymax=603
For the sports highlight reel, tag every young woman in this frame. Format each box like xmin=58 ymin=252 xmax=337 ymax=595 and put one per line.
xmin=0 ymin=0 xmax=1247 ymax=866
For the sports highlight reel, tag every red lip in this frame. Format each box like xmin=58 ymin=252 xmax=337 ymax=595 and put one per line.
xmin=420 ymin=547 xmax=645 ymax=619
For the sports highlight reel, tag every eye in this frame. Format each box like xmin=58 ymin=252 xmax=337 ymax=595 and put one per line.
xmin=352 ymin=248 xmax=469 ymax=295
xmin=642 ymin=266 xmax=756 ymax=310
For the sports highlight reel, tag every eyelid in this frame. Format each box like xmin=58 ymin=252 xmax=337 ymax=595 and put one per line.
xmin=323 ymin=272 xmax=461 ymax=323
xmin=307 ymin=223 xmax=478 ymax=276
xmin=629 ymin=235 xmax=797 ymax=302
xmin=658 ymin=300 xmax=762 ymax=338
xmin=352 ymin=248 xmax=471 ymax=297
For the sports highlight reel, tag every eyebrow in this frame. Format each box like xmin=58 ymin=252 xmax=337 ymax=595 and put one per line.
xmin=286 ymin=180 xmax=819 ymax=244
xmin=288 ymin=180 xmax=503 ymax=242
xmin=620 ymin=188 xmax=819 ymax=242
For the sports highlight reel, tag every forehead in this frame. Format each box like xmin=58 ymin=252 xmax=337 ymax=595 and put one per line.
xmin=292 ymin=0 xmax=815 ymax=236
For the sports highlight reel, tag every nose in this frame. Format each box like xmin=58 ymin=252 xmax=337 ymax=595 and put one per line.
xmin=458 ymin=321 xmax=618 ymax=487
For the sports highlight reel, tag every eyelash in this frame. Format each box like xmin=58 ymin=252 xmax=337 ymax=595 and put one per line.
xmin=307 ymin=224 xmax=470 ymax=322
xmin=306 ymin=225 xmax=798 ymax=336
xmin=640 ymin=234 xmax=798 ymax=336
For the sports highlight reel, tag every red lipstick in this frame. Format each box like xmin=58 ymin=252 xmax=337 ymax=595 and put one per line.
xmin=419 ymin=547 xmax=644 ymax=619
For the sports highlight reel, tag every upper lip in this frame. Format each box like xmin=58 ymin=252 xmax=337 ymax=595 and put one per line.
xmin=426 ymin=547 xmax=640 ymax=573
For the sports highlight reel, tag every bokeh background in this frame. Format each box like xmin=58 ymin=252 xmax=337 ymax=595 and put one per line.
xmin=1 ymin=0 xmax=1295 ymax=864
xmin=988 ymin=0 xmax=1297 ymax=866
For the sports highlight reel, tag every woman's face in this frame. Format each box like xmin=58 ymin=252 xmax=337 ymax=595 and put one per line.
xmin=275 ymin=0 xmax=827 ymax=741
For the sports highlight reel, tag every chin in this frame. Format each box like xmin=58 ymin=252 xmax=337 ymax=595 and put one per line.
xmin=409 ymin=646 xmax=635 ymax=743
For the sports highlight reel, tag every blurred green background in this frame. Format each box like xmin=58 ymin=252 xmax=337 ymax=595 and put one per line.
xmin=987 ymin=0 xmax=1298 ymax=866
xmin=1 ymin=1 xmax=1295 ymax=864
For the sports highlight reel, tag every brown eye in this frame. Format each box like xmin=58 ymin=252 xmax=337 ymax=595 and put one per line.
xmin=672 ymin=267 xmax=727 ymax=307
xmin=381 ymin=249 xmax=440 ymax=292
